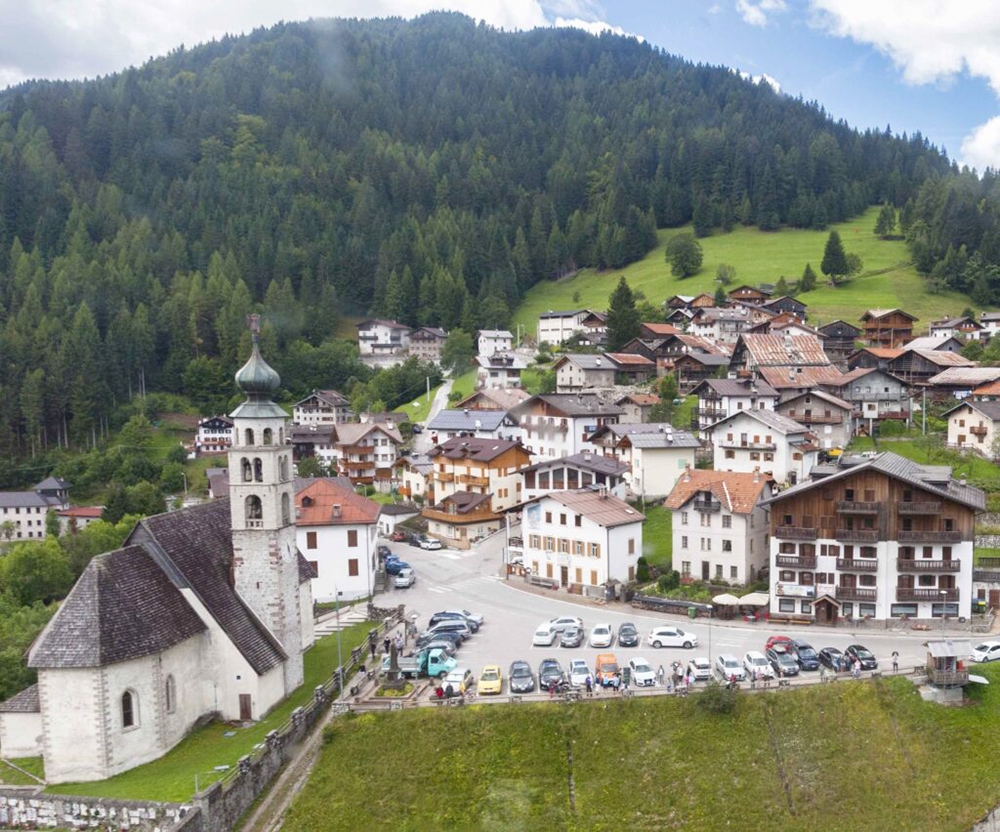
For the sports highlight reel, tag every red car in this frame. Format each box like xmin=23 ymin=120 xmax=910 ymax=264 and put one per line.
xmin=764 ymin=635 xmax=793 ymax=653
xmin=389 ymin=530 xmax=408 ymax=542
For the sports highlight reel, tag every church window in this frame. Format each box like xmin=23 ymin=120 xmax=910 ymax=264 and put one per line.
xmin=122 ymin=690 xmax=138 ymax=729
xmin=281 ymin=493 xmax=291 ymax=525
xmin=263 ymin=428 xmax=273 ymax=446
xmin=279 ymin=456 xmax=289 ymax=481
xmin=245 ymin=429 xmax=255 ymax=446
xmin=253 ymin=458 xmax=263 ymax=482
xmin=241 ymin=458 xmax=252 ymax=483
xmin=279 ymin=428 xmax=284 ymax=444
xmin=165 ymin=676 xmax=176 ymax=714
xmin=246 ymin=495 xmax=263 ymax=523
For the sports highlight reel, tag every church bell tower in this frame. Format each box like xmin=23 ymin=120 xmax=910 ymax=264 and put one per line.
xmin=228 ymin=314 xmax=303 ymax=692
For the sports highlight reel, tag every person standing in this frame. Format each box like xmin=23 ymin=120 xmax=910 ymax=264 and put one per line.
xmin=368 ymin=633 xmax=377 ymax=661
xmin=891 ymin=651 xmax=899 ymax=673
xmin=657 ymin=665 xmax=665 ymax=687
xmin=383 ymin=636 xmax=391 ymax=655
xmin=394 ymin=633 xmax=404 ymax=655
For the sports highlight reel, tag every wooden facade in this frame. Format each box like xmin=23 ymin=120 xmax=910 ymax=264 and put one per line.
xmin=861 ymin=310 xmax=917 ymax=347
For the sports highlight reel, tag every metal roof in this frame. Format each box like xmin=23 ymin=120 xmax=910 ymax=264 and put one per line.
xmin=428 ymin=409 xmax=509 ymax=432
xmin=927 ymin=640 xmax=973 ymax=658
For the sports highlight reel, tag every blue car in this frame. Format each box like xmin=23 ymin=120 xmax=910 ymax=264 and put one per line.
xmin=385 ymin=559 xmax=410 ymax=576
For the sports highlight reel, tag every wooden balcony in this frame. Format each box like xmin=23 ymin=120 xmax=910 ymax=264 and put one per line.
xmin=775 ymin=554 xmax=817 ymax=569
xmin=837 ymin=558 xmax=878 ymax=572
xmin=693 ymin=499 xmax=722 ymax=513
xmin=971 ymin=425 xmax=989 ymax=437
xmin=897 ymin=501 xmax=942 ymax=515
xmin=786 ymin=412 xmax=843 ymax=424
xmin=927 ymin=667 xmax=969 ymax=686
xmin=458 ymin=474 xmax=490 ymax=487
xmin=896 ymin=587 xmax=960 ymax=602
xmin=718 ymin=440 xmax=776 ymax=450
xmin=836 ymin=501 xmax=880 ymax=514
xmin=896 ymin=558 xmax=960 ymax=572
xmin=836 ymin=529 xmax=879 ymax=542
xmin=836 ymin=586 xmax=877 ymax=601
xmin=435 ymin=472 xmax=455 ymax=483
xmin=775 ymin=526 xmax=817 ymax=540
xmin=342 ymin=460 xmax=373 ymax=472
xmin=897 ymin=530 xmax=961 ymax=543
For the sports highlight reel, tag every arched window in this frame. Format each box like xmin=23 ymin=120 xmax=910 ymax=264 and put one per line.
xmin=263 ymin=428 xmax=273 ymax=446
xmin=245 ymin=428 xmax=255 ymax=446
xmin=253 ymin=458 xmax=263 ymax=482
xmin=165 ymin=675 xmax=176 ymax=714
xmin=241 ymin=458 xmax=252 ymax=483
xmin=281 ymin=493 xmax=291 ymax=526
xmin=246 ymin=495 xmax=263 ymax=522
xmin=279 ymin=456 xmax=288 ymax=481
xmin=122 ymin=690 xmax=137 ymax=729
xmin=279 ymin=428 xmax=284 ymax=444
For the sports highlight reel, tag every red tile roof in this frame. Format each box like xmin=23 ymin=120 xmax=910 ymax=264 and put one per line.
xmin=665 ymin=469 xmax=772 ymax=515
xmin=296 ymin=479 xmax=380 ymax=526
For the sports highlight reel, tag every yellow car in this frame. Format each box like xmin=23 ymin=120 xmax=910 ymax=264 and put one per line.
xmin=478 ymin=664 xmax=503 ymax=695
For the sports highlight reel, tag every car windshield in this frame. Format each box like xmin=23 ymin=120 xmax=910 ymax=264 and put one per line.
xmin=595 ymin=626 xmax=610 ymax=634
xmin=855 ymin=648 xmax=873 ymax=659
xmin=512 ymin=666 xmax=530 ymax=677
xmin=482 ymin=670 xmax=499 ymax=681
xmin=751 ymin=657 xmax=768 ymax=666
xmin=633 ymin=663 xmax=651 ymax=673
xmin=798 ymin=647 xmax=817 ymax=657
xmin=621 ymin=625 xmax=636 ymax=634
xmin=724 ymin=659 xmax=739 ymax=669
xmin=694 ymin=659 xmax=710 ymax=668
xmin=600 ymin=661 xmax=619 ymax=672
xmin=976 ymin=643 xmax=992 ymax=651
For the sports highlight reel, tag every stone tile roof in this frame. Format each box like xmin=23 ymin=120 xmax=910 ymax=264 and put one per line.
xmin=0 ymin=683 xmax=39 ymax=713
xmin=664 ymin=469 xmax=772 ymax=515
xmin=691 ymin=378 xmax=779 ymax=398
xmin=455 ymin=388 xmax=530 ymax=410
xmin=428 ymin=409 xmax=509 ymax=432
xmin=614 ymin=393 xmax=661 ymax=406
xmin=942 ymin=400 xmax=1000 ymax=422
xmin=29 ymin=545 xmax=208 ymax=669
xmin=906 ymin=350 xmax=976 ymax=368
xmin=640 ymin=323 xmax=681 ymax=336
xmin=429 ymin=437 xmax=524 ymax=463
xmin=435 ymin=491 xmax=493 ymax=514
xmin=516 ymin=394 xmax=624 ymax=418
xmin=134 ymin=500 xmax=287 ymax=676
xmin=757 ymin=365 xmax=848 ymax=390
xmin=296 ymin=479 xmax=380 ymax=526
xmin=333 ymin=422 xmax=403 ymax=445
xmin=737 ymin=334 xmax=830 ymax=367
xmin=605 ymin=353 xmax=655 ymax=368
xmin=779 ymin=389 xmax=853 ymax=411
xmin=861 ymin=308 xmax=918 ymax=321
xmin=532 ymin=490 xmax=645 ymax=528
xmin=522 ymin=452 xmax=630 ymax=478
xmin=926 ymin=367 xmax=1000 ymax=386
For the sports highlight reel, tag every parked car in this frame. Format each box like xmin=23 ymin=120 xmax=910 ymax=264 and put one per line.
xmin=532 ymin=622 xmax=558 ymax=646
xmin=549 ymin=615 xmax=584 ymax=633
xmin=818 ymin=647 xmax=847 ymax=672
xmin=568 ymin=659 xmax=592 ymax=687
xmin=647 ymin=626 xmax=697 ymax=649
xmin=443 ymin=666 xmax=475 ymax=694
xmin=411 ymin=424 xmax=423 ymax=434
xmin=508 ymin=660 xmax=535 ymax=693
xmin=456 ymin=609 xmax=485 ymax=627
xmin=478 ymin=664 xmax=503 ymax=695
xmin=687 ymin=656 xmax=712 ymax=682
xmin=394 ymin=567 xmax=416 ymax=588
xmin=765 ymin=635 xmax=793 ymax=653
xmin=430 ymin=611 xmax=480 ymax=632
xmin=384 ymin=559 xmax=410 ymax=576
xmin=590 ymin=623 xmax=614 ymax=648
xmin=973 ymin=640 xmax=1000 ymax=663
xmin=790 ymin=638 xmax=820 ymax=671
xmin=715 ymin=654 xmax=745 ymax=682
xmin=426 ymin=620 xmax=471 ymax=640
xmin=560 ymin=626 xmax=585 ymax=648
xmin=420 ymin=537 xmax=443 ymax=550
xmin=744 ymin=650 xmax=775 ymax=680
xmin=766 ymin=647 xmax=800 ymax=677
xmin=595 ymin=653 xmax=621 ymax=687
xmin=538 ymin=658 xmax=564 ymax=688
xmin=844 ymin=644 xmax=878 ymax=670
xmin=389 ymin=530 xmax=408 ymax=542
xmin=418 ymin=638 xmax=458 ymax=657
xmin=628 ymin=657 xmax=656 ymax=687
xmin=415 ymin=631 xmax=463 ymax=652
xmin=617 ymin=622 xmax=640 ymax=648
xmin=377 ymin=544 xmax=392 ymax=560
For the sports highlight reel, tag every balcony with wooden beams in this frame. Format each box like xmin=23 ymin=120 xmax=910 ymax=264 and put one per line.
xmin=774 ymin=526 xmax=817 ymax=540
xmin=836 ymin=558 xmax=878 ymax=572
xmin=836 ymin=501 xmax=879 ymax=514
xmin=835 ymin=586 xmax=877 ymax=601
xmin=897 ymin=530 xmax=961 ymax=543
xmin=897 ymin=501 xmax=942 ymax=515
xmin=775 ymin=554 xmax=817 ymax=569
xmin=896 ymin=558 xmax=960 ymax=572
xmin=458 ymin=474 xmax=490 ymax=487
xmin=971 ymin=425 xmax=988 ymax=437
xmin=896 ymin=587 xmax=960 ymax=602
xmin=836 ymin=529 xmax=879 ymax=542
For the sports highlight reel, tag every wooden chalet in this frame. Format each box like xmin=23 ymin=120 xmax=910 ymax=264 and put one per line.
xmin=818 ymin=320 xmax=862 ymax=366
xmin=728 ymin=285 xmax=773 ymax=305
xmin=761 ymin=296 xmax=808 ymax=319
xmin=860 ymin=309 xmax=917 ymax=348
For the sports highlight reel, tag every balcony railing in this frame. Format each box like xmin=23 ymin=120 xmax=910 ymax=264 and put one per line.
xmin=836 ymin=501 xmax=880 ymax=514
xmin=897 ymin=501 xmax=942 ymax=515
xmin=971 ymin=425 xmax=989 ymax=437
xmin=836 ymin=529 xmax=879 ymax=542
xmin=896 ymin=587 xmax=960 ymax=601
xmin=785 ymin=412 xmax=843 ymax=424
xmin=837 ymin=558 xmax=878 ymax=572
xmin=927 ymin=667 xmax=969 ymax=686
xmin=435 ymin=472 xmax=455 ymax=483
xmin=775 ymin=526 xmax=818 ymax=540
xmin=896 ymin=558 xmax=960 ymax=572
xmin=775 ymin=554 xmax=817 ymax=569
xmin=836 ymin=586 xmax=877 ymax=601
xmin=459 ymin=474 xmax=490 ymax=487
xmin=693 ymin=499 xmax=722 ymax=513
xmin=897 ymin=530 xmax=961 ymax=543
xmin=718 ymin=440 xmax=776 ymax=450
xmin=342 ymin=460 xmax=373 ymax=471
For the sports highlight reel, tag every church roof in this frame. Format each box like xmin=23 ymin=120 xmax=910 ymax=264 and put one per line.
xmin=0 ymin=683 xmax=39 ymax=713
xmin=29 ymin=545 xmax=207 ymax=669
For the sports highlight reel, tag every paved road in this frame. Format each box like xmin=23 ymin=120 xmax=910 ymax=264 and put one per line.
xmin=384 ymin=533 xmax=955 ymax=689
xmin=411 ymin=377 xmax=453 ymax=455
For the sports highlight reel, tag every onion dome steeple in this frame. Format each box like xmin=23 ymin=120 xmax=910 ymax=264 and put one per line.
xmin=230 ymin=313 xmax=288 ymax=419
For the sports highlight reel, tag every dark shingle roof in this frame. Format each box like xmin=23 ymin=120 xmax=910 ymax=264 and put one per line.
xmin=522 ymin=453 xmax=630 ymax=478
xmin=29 ymin=545 xmax=207 ymax=669
xmin=0 ymin=683 xmax=40 ymax=713
xmin=428 ymin=410 xmax=509 ymax=432
xmin=522 ymin=394 xmax=624 ymax=417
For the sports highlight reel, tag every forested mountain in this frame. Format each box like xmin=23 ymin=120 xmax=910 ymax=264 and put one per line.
xmin=0 ymin=12 xmax=961 ymax=465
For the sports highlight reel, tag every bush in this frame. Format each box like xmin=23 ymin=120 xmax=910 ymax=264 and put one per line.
xmin=658 ymin=570 xmax=680 ymax=592
xmin=636 ymin=557 xmax=650 ymax=583
xmin=697 ymin=681 xmax=738 ymax=714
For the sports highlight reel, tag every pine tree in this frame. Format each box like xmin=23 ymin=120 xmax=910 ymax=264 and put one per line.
xmin=820 ymin=231 xmax=849 ymax=282
xmin=800 ymin=263 xmax=817 ymax=292
xmin=606 ymin=277 xmax=641 ymax=351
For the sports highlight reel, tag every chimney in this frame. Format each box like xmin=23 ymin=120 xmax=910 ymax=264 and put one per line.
xmin=583 ymin=451 xmax=592 ymax=461
xmin=596 ymin=357 xmax=602 ymax=366
xmin=683 ymin=462 xmax=691 ymax=483
xmin=753 ymin=466 xmax=760 ymax=483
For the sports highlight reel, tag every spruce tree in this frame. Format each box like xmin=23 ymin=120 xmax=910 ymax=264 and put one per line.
xmin=606 ymin=277 xmax=641 ymax=351
xmin=820 ymin=231 xmax=848 ymax=282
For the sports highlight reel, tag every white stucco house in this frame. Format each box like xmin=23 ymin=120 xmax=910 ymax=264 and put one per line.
xmin=195 ymin=415 xmax=235 ymax=454
xmin=537 ymin=309 xmax=590 ymax=345
xmin=357 ymin=319 xmax=411 ymax=356
xmin=509 ymin=394 xmax=622 ymax=461
xmin=476 ymin=353 xmax=527 ymax=390
xmin=705 ymin=409 xmax=818 ymax=486
xmin=944 ymin=400 xmax=1000 ymax=459
xmin=0 ymin=477 xmax=71 ymax=541
xmin=588 ymin=423 xmax=701 ymax=499
xmin=478 ymin=329 xmax=514 ymax=357
xmin=292 ymin=389 xmax=351 ymax=425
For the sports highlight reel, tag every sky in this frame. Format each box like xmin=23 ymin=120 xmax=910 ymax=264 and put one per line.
xmin=1 ymin=1 xmax=999 ymax=170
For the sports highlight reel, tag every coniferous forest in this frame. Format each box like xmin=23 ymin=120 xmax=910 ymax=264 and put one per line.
xmin=0 ymin=11 xmax=988 ymax=471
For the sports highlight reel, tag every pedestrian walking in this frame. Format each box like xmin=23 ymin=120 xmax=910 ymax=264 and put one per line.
xmin=820 ymin=665 xmax=826 ymax=683
xmin=368 ymin=634 xmax=377 ymax=660
xmin=394 ymin=633 xmax=404 ymax=655
xmin=853 ymin=659 xmax=862 ymax=679
xmin=585 ymin=675 xmax=593 ymax=695
xmin=383 ymin=636 xmax=391 ymax=655
xmin=891 ymin=651 xmax=899 ymax=673
xmin=656 ymin=665 xmax=665 ymax=687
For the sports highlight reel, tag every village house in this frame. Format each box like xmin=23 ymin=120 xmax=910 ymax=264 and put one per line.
xmin=427 ymin=409 xmax=520 ymax=444
xmin=615 ymin=392 xmax=661 ymax=423
xmin=847 ymin=347 xmax=903 ymax=372
xmin=398 ymin=453 xmax=434 ymax=502
xmin=477 ymin=329 xmax=514 ymax=357
xmin=930 ymin=316 xmax=982 ymax=341
xmin=818 ymin=320 xmax=862 ymax=366
xmin=195 ymin=415 xmax=234 ymax=455
xmin=376 ymin=503 xmax=421 ymax=537
xmin=537 ymin=309 xmax=591 ymax=345
xmin=56 ymin=506 xmax=103 ymax=535
xmin=761 ymin=295 xmax=808 ymax=319
xmin=296 ymin=478 xmax=379 ymax=602
xmin=329 ymin=422 xmax=403 ymax=488
xmin=289 ymin=424 xmax=338 ymax=469
xmin=619 ymin=332 xmax=727 ymax=378
xmin=924 ymin=367 xmax=1000 ymax=400
xmin=666 ymin=468 xmax=773 ymax=584
xmin=903 ymin=335 xmax=965 ymax=353
xmin=408 ymin=326 xmax=448 ymax=363
xmin=639 ymin=322 xmax=681 ymax=339
xmin=513 ymin=489 xmax=645 ymax=591
xmin=606 ymin=352 xmax=656 ymax=384
xmin=588 ymin=423 xmax=701 ymax=498
xmin=689 ymin=378 xmax=779 ymax=432
xmin=673 ymin=352 xmax=731 ymax=393
xmin=728 ymin=333 xmax=832 ymax=378
xmin=981 ymin=312 xmax=1000 ymax=340
xmin=509 ymin=394 xmax=622 ymax=460
xmin=665 ymin=293 xmax=715 ymax=311
xmin=860 ymin=308 xmax=917 ymax=348
xmin=425 ymin=437 xmax=532 ymax=512
xmin=357 ymin=319 xmax=411 ymax=356
xmin=972 ymin=379 xmax=1000 ymax=402
xmin=0 ymin=478 xmax=71 ymax=541
xmin=727 ymin=285 xmax=773 ymax=305
xmin=830 ymin=368 xmax=910 ymax=429
xmin=291 ymin=390 xmax=351 ymax=426
xmin=777 ymin=389 xmax=854 ymax=451
xmin=766 ymin=452 xmax=983 ymax=623
xmin=690 ymin=305 xmax=773 ymax=344
xmin=554 ymin=354 xmax=616 ymax=392
xmin=521 ymin=452 xmax=630 ymax=501
xmin=887 ymin=349 xmax=975 ymax=387
xmin=475 ymin=353 xmax=527 ymax=390
xmin=456 ymin=387 xmax=530 ymax=411
xmin=944 ymin=400 xmax=1000 ymax=458
xmin=704 ymin=409 xmax=818 ymax=485
xmin=423 ymin=492 xmax=502 ymax=549
xmin=578 ymin=311 xmax=609 ymax=347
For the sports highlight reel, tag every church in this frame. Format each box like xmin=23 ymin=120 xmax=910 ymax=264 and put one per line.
xmin=0 ymin=319 xmax=315 ymax=784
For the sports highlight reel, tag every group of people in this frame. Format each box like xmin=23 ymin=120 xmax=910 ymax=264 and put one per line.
xmin=369 ymin=631 xmax=406 ymax=661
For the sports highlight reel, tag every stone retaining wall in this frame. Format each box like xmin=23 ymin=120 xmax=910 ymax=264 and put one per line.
xmin=0 ymin=791 xmax=193 ymax=830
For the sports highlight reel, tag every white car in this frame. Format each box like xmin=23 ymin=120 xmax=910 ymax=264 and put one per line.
xmin=568 ymin=659 xmax=592 ymax=687
xmin=647 ymin=626 xmax=698 ymax=649
xmin=394 ymin=567 xmax=415 ymax=588
xmin=420 ymin=537 xmax=443 ymax=550
xmin=532 ymin=622 xmax=558 ymax=646
xmin=549 ymin=615 xmax=584 ymax=633
xmin=590 ymin=623 xmax=614 ymax=648
xmin=443 ymin=666 xmax=475 ymax=693
xmin=715 ymin=654 xmax=745 ymax=682
xmin=972 ymin=640 xmax=1000 ymax=663
xmin=628 ymin=657 xmax=656 ymax=687
xmin=743 ymin=650 xmax=775 ymax=679
xmin=687 ymin=656 xmax=712 ymax=681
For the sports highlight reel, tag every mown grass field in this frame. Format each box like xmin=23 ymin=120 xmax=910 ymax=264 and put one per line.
xmin=47 ymin=623 xmax=373 ymax=803
xmin=284 ymin=667 xmax=1000 ymax=831
xmin=513 ymin=207 xmax=987 ymax=337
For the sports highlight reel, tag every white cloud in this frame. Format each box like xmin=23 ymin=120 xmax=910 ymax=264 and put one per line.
xmin=735 ymin=0 xmax=787 ymax=27
xmin=553 ymin=17 xmax=643 ymax=41
xmin=960 ymin=115 xmax=1000 ymax=172
xmin=739 ymin=70 xmax=782 ymax=93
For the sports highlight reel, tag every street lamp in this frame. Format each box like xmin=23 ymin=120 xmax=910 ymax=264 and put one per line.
xmin=940 ymin=588 xmax=948 ymax=625
xmin=335 ymin=586 xmax=344 ymax=700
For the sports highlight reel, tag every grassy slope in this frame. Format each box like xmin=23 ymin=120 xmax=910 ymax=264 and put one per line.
xmin=638 ymin=503 xmax=672 ymax=571
xmin=513 ymin=207 xmax=985 ymax=336
xmin=48 ymin=623 xmax=373 ymax=802
xmin=284 ymin=667 xmax=1000 ymax=831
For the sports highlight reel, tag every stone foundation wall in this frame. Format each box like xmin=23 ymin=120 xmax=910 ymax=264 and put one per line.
xmin=0 ymin=791 xmax=193 ymax=830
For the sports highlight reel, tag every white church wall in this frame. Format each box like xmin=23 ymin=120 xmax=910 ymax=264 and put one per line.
xmin=39 ymin=667 xmax=105 ymax=783
xmin=299 ymin=580 xmax=315 ymax=651
xmin=0 ymin=711 xmax=42 ymax=757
